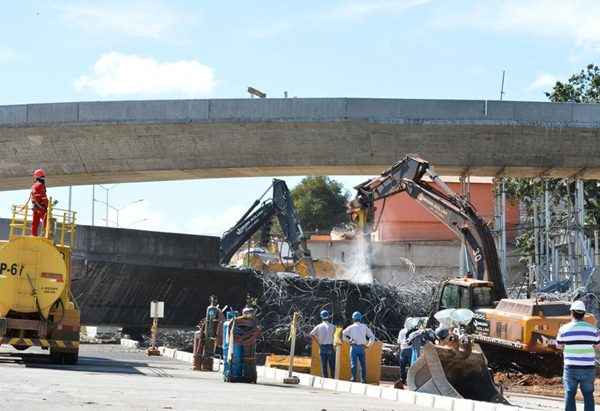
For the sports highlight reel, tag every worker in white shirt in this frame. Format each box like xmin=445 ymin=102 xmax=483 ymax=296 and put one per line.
xmin=310 ymin=309 xmax=337 ymax=378
xmin=342 ymin=311 xmax=375 ymax=383
xmin=397 ymin=318 xmax=415 ymax=385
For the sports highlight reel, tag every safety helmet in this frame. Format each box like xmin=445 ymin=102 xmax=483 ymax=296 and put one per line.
xmin=435 ymin=326 xmax=449 ymax=340
xmin=570 ymin=300 xmax=586 ymax=313
xmin=320 ymin=310 xmax=330 ymax=320
xmin=242 ymin=307 xmax=255 ymax=316
xmin=33 ymin=169 xmax=46 ymax=179
xmin=352 ymin=311 xmax=362 ymax=322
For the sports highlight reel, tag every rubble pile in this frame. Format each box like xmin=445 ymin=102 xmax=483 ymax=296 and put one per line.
xmin=252 ymin=272 xmax=437 ymax=355
xmin=134 ymin=272 xmax=437 ymax=356
xmin=495 ymin=372 xmax=600 ymax=401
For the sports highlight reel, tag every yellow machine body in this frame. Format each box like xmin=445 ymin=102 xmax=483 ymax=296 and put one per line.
xmin=232 ymin=244 xmax=342 ymax=278
xmin=476 ymin=298 xmax=595 ymax=354
xmin=0 ymin=237 xmax=67 ymax=318
xmin=0 ymin=201 xmax=81 ymax=364
xmin=442 ymin=277 xmax=595 ymax=370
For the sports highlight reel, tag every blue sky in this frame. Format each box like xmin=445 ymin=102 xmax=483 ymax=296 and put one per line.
xmin=1 ymin=0 xmax=598 ymax=235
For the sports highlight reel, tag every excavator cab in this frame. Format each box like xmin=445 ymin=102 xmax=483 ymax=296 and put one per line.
xmin=437 ymin=278 xmax=497 ymax=311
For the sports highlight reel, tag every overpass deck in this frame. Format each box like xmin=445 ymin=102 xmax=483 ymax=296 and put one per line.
xmin=0 ymin=98 xmax=599 ymax=190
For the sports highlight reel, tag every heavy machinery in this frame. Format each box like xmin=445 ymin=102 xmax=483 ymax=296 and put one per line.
xmin=220 ymin=179 xmax=338 ymax=278
xmin=349 ymin=155 xmax=594 ymax=374
xmin=0 ymin=200 xmax=80 ymax=364
xmin=408 ymin=309 xmax=508 ymax=403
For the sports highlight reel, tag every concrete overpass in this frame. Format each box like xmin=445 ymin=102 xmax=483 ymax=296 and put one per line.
xmin=1 ymin=98 xmax=600 ymax=190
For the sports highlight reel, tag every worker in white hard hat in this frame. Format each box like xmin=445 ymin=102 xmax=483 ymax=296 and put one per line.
xmin=556 ymin=300 xmax=600 ymax=411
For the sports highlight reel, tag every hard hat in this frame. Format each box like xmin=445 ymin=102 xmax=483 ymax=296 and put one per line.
xmin=320 ymin=310 xmax=330 ymax=320
xmin=570 ymin=300 xmax=586 ymax=313
xmin=33 ymin=169 xmax=46 ymax=179
xmin=352 ymin=311 xmax=362 ymax=321
xmin=242 ymin=307 xmax=255 ymax=316
xmin=435 ymin=326 xmax=450 ymax=340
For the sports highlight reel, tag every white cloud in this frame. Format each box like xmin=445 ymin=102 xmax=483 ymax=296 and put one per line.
xmin=0 ymin=47 xmax=17 ymax=63
xmin=331 ymin=0 xmax=431 ymax=19
xmin=190 ymin=205 xmax=249 ymax=237
xmin=437 ymin=1 xmax=600 ymax=51
xmin=74 ymin=52 xmax=217 ymax=97
xmin=528 ymin=73 xmax=559 ymax=91
xmin=61 ymin=1 xmax=192 ymax=39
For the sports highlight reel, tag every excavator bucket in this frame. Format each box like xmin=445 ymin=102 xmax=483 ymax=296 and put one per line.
xmin=407 ymin=342 xmax=508 ymax=404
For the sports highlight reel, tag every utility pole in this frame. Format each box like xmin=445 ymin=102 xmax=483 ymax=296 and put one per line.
xmin=500 ymin=70 xmax=506 ymax=101
xmin=68 ymin=186 xmax=72 ymax=213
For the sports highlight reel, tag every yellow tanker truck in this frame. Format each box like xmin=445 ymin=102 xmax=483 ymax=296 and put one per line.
xmin=0 ymin=200 xmax=80 ymax=364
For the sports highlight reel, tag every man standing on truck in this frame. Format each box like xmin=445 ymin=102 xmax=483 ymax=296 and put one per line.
xmin=310 ymin=310 xmax=336 ymax=378
xmin=30 ymin=169 xmax=48 ymax=237
xmin=342 ymin=311 xmax=375 ymax=383
xmin=556 ymin=300 xmax=600 ymax=411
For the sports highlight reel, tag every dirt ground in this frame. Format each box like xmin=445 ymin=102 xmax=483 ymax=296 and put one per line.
xmin=495 ymin=372 xmax=600 ymax=402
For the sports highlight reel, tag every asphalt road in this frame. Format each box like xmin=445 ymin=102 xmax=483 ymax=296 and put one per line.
xmin=0 ymin=344 xmax=431 ymax=411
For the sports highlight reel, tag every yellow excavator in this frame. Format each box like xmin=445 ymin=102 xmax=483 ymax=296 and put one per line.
xmin=349 ymin=155 xmax=595 ymax=395
xmin=220 ymin=179 xmax=340 ymax=278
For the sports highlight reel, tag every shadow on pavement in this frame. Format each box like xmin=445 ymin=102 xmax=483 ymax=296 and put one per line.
xmin=0 ymin=352 xmax=145 ymax=375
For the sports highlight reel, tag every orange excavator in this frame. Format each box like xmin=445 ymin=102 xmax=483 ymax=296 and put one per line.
xmin=349 ymin=155 xmax=596 ymax=387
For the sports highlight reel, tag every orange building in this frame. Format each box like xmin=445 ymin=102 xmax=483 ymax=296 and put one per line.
xmin=371 ymin=179 xmax=519 ymax=242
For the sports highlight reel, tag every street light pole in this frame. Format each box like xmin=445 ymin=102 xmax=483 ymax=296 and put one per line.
xmin=114 ymin=199 xmax=144 ymax=228
xmin=92 ymin=185 xmax=95 ymax=226
xmin=105 ymin=188 xmax=109 ymax=227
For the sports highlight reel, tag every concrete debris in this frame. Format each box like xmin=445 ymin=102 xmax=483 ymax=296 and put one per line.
xmin=133 ymin=271 xmax=437 ymax=359
xmin=140 ymin=329 xmax=196 ymax=352
xmin=252 ymin=271 xmax=437 ymax=356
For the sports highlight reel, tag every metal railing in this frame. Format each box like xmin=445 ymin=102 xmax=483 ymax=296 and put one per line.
xmin=9 ymin=198 xmax=77 ymax=247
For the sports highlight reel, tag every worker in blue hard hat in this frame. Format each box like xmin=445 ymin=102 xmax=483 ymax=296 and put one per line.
xmin=342 ymin=311 xmax=375 ymax=383
xmin=310 ymin=309 xmax=336 ymax=378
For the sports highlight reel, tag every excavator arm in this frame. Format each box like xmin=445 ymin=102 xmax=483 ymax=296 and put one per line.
xmin=219 ymin=179 xmax=316 ymax=277
xmin=350 ymin=155 xmax=507 ymax=301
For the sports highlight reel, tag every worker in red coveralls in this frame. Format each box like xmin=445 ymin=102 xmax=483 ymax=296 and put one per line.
xmin=30 ymin=169 xmax=48 ymax=236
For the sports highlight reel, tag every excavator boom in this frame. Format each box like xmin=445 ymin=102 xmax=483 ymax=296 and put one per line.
xmin=219 ymin=179 xmax=316 ymax=277
xmin=350 ymin=155 xmax=507 ymax=301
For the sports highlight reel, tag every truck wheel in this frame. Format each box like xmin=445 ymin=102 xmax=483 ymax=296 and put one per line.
xmin=50 ymin=349 xmax=63 ymax=364
xmin=63 ymin=351 xmax=79 ymax=365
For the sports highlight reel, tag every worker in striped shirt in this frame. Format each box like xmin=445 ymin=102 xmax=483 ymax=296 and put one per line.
xmin=556 ymin=300 xmax=600 ymax=411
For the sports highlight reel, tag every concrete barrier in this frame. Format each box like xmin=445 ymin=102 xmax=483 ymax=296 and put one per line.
xmin=312 ymin=377 xmax=323 ymax=389
xmin=366 ymin=385 xmax=382 ymax=398
xmin=156 ymin=347 xmax=537 ymax=411
xmin=415 ymin=392 xmax=436 ymax=408
xmin=120 ymin=338 xmax=140 ymax=349
xmin=350 ymin=382 xmax=367 ymax=395
xmin=335 ymin=380 xmax=352 ymax=393
xmin=381 ymin=387 xmax=398 ymax=401
xmin=322 ymin=378 xmax=337 ymax=391
xmin=433 ymin=394 xmax=456 ymax=411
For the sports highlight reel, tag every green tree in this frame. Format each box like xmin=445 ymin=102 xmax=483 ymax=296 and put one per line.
xmin=506 ymin=64 xmax=600 ymax=261
xmin=291 ymin=176 xmax=349 ymax=233
xmin=545 ymin=64 xmax=600 ymax=103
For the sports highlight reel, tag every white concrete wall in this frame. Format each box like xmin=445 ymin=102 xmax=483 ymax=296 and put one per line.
xmin=309 ymin=239 xmax=525 ymax=285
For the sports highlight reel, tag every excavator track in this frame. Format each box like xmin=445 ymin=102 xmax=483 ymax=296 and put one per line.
xmin=476 ymin=342 xmax=563 ymax=377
